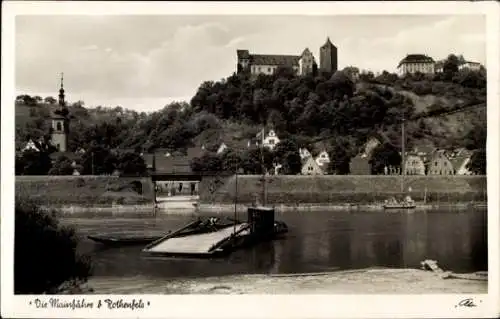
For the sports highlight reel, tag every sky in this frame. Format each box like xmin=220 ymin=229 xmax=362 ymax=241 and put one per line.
xmin=15 ymin=14 xmax=486 ymax=112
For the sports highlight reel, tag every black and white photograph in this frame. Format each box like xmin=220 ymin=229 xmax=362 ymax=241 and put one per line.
xmin=2 ymin=1 xmax=499 ymax=318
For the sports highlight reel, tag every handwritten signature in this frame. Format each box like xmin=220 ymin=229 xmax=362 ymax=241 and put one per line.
xmin=455 ymin=298 xmax=479 ymax=308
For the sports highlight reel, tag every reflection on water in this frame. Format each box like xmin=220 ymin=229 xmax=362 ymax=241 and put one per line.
xmin=61 ymin=209 xmax=487 ymax=279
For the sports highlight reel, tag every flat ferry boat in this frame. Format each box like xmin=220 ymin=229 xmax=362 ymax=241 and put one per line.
xmin=87 ymin=217 xmax=239 ymax=247
xmin=141 ymin=206 xmax=288 ymax=259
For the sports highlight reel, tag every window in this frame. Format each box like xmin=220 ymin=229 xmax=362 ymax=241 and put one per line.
xmin=269 ymin=139 xmax=275 ymax=145
xmin=268 ymin=67 xmax=271 ymax=72
xmin=56 ymin=122 xmax=62 ymax=131
xmin=308 ymin=166 xmax=313 ymax=171
xmin=435 ymin=162 xmax=438 ymax=166
xmin=56 ymin=144 xmax=60 ymax=150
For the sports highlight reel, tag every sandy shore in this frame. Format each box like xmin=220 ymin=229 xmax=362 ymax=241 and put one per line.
xmin=86 ymin=268 xmax=487 ymax=294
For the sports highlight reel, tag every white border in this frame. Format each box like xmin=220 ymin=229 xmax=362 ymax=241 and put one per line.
xmin=2 ymin=1 xmax=499 ymax=318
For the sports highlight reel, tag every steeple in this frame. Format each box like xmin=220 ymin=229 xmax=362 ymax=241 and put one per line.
xmin=321 ymin=37 xmax=334 ymax=49
xmin=58 ymin=72 xmax=65 ymax=109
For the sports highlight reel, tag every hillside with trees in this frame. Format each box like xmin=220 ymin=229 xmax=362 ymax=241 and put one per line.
xmin=15 ymin=54 xmax=486 ymax=175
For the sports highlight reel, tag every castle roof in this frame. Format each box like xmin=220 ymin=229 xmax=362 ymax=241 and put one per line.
xmin=398 ymin=54 xmax=435 ymax=68
xmin=250 ymin=54 xmax=300 ymax=67
xmin=237 ymin=49 xmax=250 ymax=59
xmin=321 ymin=37 xmax=336 ymax=49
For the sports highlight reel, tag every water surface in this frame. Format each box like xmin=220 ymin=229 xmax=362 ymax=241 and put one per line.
xmin=62 ymin=208 xmax=488 ymax=279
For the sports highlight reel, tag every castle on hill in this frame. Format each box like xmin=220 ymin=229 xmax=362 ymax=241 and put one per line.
xmin=236 ymin=37 xmax=338 ymax=76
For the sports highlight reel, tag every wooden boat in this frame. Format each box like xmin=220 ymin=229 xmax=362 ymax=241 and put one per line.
xmin=383 ymin=202 xmax=416 ymax=209
xmin=88 ymin=217 xmax=240 ymax=247
xmin=87 ymin=235 xmax=162 ymax=246
xmin=142 ymin=206 xmax=288 ymax=258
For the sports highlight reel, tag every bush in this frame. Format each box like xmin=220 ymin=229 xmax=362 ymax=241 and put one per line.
xmin=14 ymin=200 xmax=92 ymax=294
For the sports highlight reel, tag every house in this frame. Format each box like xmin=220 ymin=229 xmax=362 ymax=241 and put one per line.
xmin=216 ymin=143 xmax=228 ymax=154
xmin=142 ymin=146 xmax=206 ymax=174
xmin=448 ymin=148 xmax=474 ymax=175
xmin=458 ymin=61 xmax=482 ymax=72
xmin=404 ymin=154 xmax=426 ymax=175
xmin=397 ymin=54 xmax=435 ymax=75
xmin=349 ymin=155 xmax=371 ymax=175
xmin=22 ymin=139 xmax=40 ymax=152
xmin=315 ymin=150 xmax=331 ymax=167
xmin=255 ymin=129 xmax=280 ymax=150
xmin=299 ymin=148 xmax=312 ymax=160
xmin=301 ymin=157 xmax=324 ymax=175
xmin=435 ymin=60 xmax=445 ymax=73
xmin=427 ymin=150 xmax=454 ymax=175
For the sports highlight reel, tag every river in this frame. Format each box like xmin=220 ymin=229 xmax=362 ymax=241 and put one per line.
xmin=61 ymin=208 xmax=487 ymax=280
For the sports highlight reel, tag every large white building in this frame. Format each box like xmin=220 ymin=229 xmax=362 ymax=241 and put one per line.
xmin=397 ymin=54 xmax=435 ymax=75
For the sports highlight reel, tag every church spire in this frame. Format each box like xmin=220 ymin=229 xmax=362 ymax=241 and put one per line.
xmin=58 ymin=72 xmax=65 ymax=108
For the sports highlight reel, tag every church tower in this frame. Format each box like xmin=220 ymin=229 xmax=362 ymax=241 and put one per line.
xmin=319 ymin=37 xmax=338 ymax=74
xmin=50 ymin=73 xmax=70 ymax=152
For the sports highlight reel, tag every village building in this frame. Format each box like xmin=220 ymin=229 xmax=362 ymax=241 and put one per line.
xmin=301 ymin=156 xmax=325 ymax=175
xmin=50 ymin=73 xmax=70 ymax=152
xmin=448 ymin=148 xmax=474 ymax=175
xmin=22 ymin=139 xmax=41 ymax=152
xmin=315 ymin=150 xmax=331 ymax=167
xmin=458 ymin=61 xmax=482 ymax=72
xmin=427 ymin=150 xmax=454 ymax=175
xmin=254 ymin=129 xmax=280 ymax=150
xmin=299 ymin=148 xmax=312 ymax=160
xmin=397 ymin=54 xmax=435 ymax=75
xmin=349 ymin=154 xmax=371 ymax=175
xmin=404 ymin=154 xmax=426 ymax=175
xmin=236 ymin=37 xmax=337 ymax=76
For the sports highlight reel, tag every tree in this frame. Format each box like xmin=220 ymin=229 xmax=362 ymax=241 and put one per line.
xmin=15 ymin=200 xmax=92 ymax=293
xmin=18 ymin=150 xmax=52 ymax=175
xmin=48 ymin=155 xmax=74 ymax=175
xmin=327 ymin=137 xmax=356 ymax=175
xmin=116 ymin=152 xmax=147 ymax=176
xmin=44 ymin=96 xmax=57 ymax=104
xmin=467 ymin=149 xmax=486 ymax=175
xmin=443 ymin=54 xmax=460 ymax=79
xmin=190 ymin=152 xmax=223 ymax=172
xmin=272 ymin=139 xmax=302 ymax=174
xmin=81 ymin=145 xmax=117 ymax=175
xmin=369 ymin=143 xmax=402 ymax=174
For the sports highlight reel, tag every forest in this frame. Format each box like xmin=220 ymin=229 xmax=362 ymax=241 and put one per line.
xmin=15 ymin=54 xmax=487 ymax=175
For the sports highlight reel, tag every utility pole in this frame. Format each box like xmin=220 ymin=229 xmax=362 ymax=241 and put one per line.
xmin=401 ymin=114 xmax=405 ymax=194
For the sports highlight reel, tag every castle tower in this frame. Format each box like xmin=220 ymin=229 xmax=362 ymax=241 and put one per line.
xmin=319 ymin=37 xmax=338 ymax=74
xmin=50 ymin=73 xmax=70 ymax=152
xmin=299 ymin=48 xmax=317 ymax=76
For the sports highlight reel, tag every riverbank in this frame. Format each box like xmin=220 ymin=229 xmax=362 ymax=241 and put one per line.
xmin=85 ymin=268 xmax=487 ymax=294
xmin=16 ymin=175 xmax=153 ymax=206
xmin=199 ymin=175 xmax=487 ymax=205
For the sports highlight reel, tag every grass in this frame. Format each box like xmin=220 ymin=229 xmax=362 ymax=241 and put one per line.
xmin=199 ymin=175 xmax=487 ymax=204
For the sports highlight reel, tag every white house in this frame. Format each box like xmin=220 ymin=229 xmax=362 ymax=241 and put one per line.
xmin=299 ymin=148 xmax=312 ymax=160
xmin=315 ymin=150 xmax=330 ymax=166
xmin=256 ymin=129 xmax=280 ymax=150
xmin=458 ymin=61 xmax=482 ymax=72
xmin=301 ymin=157 xmax=324 ymax=175
xmin=217 ymin=143 xmax=228 ymax=154
xmin=22 ymin=139 xmax=40 ymax=152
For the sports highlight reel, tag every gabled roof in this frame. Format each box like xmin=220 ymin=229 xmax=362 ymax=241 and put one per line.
xmin=250 ymin=54 xmax=300 ymax=67
xmin=398 ymin=54 xmax=435 ymax=68
xmin=449 ymin=155 xmax=470 ymax=171
xmin=142 ymin=154 xmax=192 ymax=173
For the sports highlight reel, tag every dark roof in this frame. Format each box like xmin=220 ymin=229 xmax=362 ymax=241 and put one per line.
xmin=398 ymin=54 xmax=435 ymax=68
xmin=142 ymin=154 xmax=192 ymax=173
xmin=237 ymin=49 xmax=250 ymax=59
xmin=321 ymin=37 xmax=336 ymax=49
xmin=449 ymin=155 xmax=470 ymax=171
xmin=250 ymin=54 xmax=300 ymax=67
xmin=186 ymin=146 xmax=206 ymax=159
